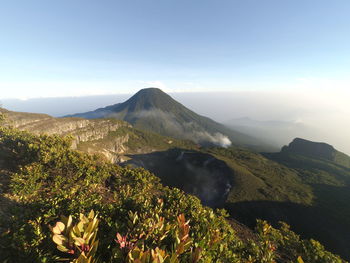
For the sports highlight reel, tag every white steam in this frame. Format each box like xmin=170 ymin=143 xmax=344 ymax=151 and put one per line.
xmin=193 ymin=131 xmax=232 ymax=148
xmin=128 ymin=109 xmax=232 ymax=147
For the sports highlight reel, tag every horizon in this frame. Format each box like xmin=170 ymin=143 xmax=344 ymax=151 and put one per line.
xmin=2 ymin=88 xmax=350 ymax=155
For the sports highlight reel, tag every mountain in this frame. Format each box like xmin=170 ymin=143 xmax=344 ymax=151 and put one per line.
xmin=281 ymin=137 xmax=350 ymax=168
xmin=67 ymin=88 xmax=272 ymax=151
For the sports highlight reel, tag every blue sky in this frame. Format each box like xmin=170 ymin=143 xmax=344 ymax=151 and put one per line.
xmin=0 ymin=0 xmax=349 ymax=98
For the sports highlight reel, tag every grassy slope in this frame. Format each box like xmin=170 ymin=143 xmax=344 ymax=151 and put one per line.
xmin=206 ymin=147 xmax=313 ymax=204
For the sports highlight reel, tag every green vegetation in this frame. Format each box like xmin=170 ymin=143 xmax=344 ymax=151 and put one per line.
xmin=207 ymin=147 xmax=313 ymax=204
xmin=122 ymin=145 xmax=350 ymax=260
xmin=51 ymin=210 xmax=99 ymax=262
xmin=263 ymin=149 xmax=350 ymax=259
xmin=0 ymin=123 xmax=344 ymax=262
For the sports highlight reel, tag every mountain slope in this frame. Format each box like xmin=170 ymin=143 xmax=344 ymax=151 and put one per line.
xmin=260 ymin=138 xmax=350 ymax=259
xmin=68 ymin=88 xmax=272 ymax=151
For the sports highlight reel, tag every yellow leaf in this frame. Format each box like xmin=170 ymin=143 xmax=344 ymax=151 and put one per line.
xmin=53 ymin=234 xmax=66 ymax=246
xmin=297 ymin=256 xmax=305 ymax=263
xmin=74 ymin=237 xmax=85 ymax=246
xmin=52 ymin=222 xmax=65 ymax=234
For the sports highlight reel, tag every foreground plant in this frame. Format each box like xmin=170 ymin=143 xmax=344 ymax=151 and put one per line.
xmin=51 ymin=210 xmax=99 ymax=263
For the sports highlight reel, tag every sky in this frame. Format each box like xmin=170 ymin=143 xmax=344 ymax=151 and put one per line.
xmin=0 ymin=1 xmax=349 ymax=154
xmin=0 ymin=0 xmax=350 ymax=98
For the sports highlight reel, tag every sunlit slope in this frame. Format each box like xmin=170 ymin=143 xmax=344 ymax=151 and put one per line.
xmin=0 ymin=107 xmax=195 ymax=162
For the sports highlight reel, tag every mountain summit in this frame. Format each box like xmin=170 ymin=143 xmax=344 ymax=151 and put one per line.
xmin=117 ymin=87 xmax=179 ymax=112
xmin=68 ymin=88 xmax=268 ymax=149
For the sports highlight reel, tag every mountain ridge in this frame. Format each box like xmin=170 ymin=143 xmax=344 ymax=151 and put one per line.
xmin=281 ymin=137 xmax=350 ymax=168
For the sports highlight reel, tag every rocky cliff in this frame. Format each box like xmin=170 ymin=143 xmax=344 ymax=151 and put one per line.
xmin=0 ymin=108 xmax=132 ymax=161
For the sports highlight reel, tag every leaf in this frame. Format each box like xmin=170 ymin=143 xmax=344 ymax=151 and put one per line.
xmin=67 ymin=215 xmax=73 ymax=229
xmin=52 ymin=222 xmax=65 ymax=234
xmin=88 ymin=210 xmax=95 ymax=219
xmin=53 ymin=234 xmax=66 ymax=246
xmin=74 ymin=237 xmax=85 ymax=246
xmin=57 ymin=244 xmax=69 ymax=253
xmin=77 ymin=222 xmax=85 ymax=233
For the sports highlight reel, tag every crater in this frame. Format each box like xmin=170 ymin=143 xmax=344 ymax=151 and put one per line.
xmin=122 ymin=148 xmax=233 ymax=207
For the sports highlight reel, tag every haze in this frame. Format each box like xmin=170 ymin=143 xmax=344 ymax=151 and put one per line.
xmin=2 ymin=89 xmax=349 ymax=155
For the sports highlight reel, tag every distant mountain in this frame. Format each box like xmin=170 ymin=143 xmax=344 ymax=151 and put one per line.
xmin=68 ymin=88 xmax=272 ymax=151
xmin=281 ymin=138 xmax=350 ymax=168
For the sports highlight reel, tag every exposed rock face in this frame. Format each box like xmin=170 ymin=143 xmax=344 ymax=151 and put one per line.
xmin=0 ymin=108 xmax=131 ymax=161
xmin=80 ymin=133 xmax=130 ymax=163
